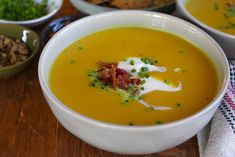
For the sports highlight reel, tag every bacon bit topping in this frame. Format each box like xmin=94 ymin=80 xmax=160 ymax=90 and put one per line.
xmin=97 ymin=62 xmax=141 ymax=89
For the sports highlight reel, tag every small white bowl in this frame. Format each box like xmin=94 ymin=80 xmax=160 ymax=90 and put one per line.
xmin=38 ymin=11 xmax=229 ymax=154
xmin=0 ymin=0 xmax=63 ymax=27
xmin=70 ymin=0 xmax=175 ymax=14
xmin=176 ymin=0 xmax=235 ymax=59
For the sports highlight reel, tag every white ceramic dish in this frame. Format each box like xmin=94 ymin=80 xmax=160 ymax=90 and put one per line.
xmin=38 ymin=11 xmax=229 ymax=154
xmin=70 ymin=0 xmax=175 ymax=14
xmin=176 ymin=0 xmax=235 ymax=59
xmin=0 ymin=0 xmax=63 ymax=27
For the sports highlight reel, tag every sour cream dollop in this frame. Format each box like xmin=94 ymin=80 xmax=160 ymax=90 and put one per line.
xmin=118 ymin=57 xmax=182 ymax=110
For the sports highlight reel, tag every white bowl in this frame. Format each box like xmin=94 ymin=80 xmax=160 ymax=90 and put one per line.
xmin=176 ymin=0 xmax=235 ymax=59
xmin=38 ymin=11 xmax=229 ymax=154
xmin=0 ymin=0 xmax=63 ymax=27
xmin=70 ymin=0 xmax=175 ymax=14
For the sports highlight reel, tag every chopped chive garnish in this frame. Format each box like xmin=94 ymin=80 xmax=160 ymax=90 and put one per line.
xmin=138 ymin=72 xmax=146 ymax=78
xmin=179 ymin=50 xmax=185 ymax=54
xmin=131 ymin=69 xmax=136 ymax=73
xmin=141 ymin=67 xmax=149 ymax=72
xmin=176 ymin=103 xmax=181 ymax=107
xmin=145 ymin=106 xmax=154 ymax=111
xmin=140 ymin=57 xmax=155 ymax=65
xmin=140 ymin=80 xmax=146 ymax=85
xmin=213 ymin=3 xmax=219 ymax=10
xmin=70 ymin=60 xmax=76 ymax=64
xmin=129 ymin=123 xmax=134 ymax=126
xmin=223 ymin=3 xmax=235 ymax=18
xmin=89 ymin=82 xmax=96 ymax=87
xmin=138 ymin=72 xmax=149 ymax=78
xmin=145 ymin=73 xmax=150 ymax=78
xmin=220 ymin=22 xmax=235 ymax=29
xmin=88 ymin=70 xmax=108 ymax=90
xmin=78 ymin=46 xmax=83 ymax=50
xmin=130 ymin=59 xmax=135 ymax=65
xmin=140 ymin=87 xmax=145 ymax=90
xmin=164 ymin=79 xmax=170 ymax=84
xmin=156 ymin=121 xmax=163 ymax=124
xmin=87 ymin=70 xmax=97 ymax=77
xmin=138 ymin=95 xmax=144 ymax=100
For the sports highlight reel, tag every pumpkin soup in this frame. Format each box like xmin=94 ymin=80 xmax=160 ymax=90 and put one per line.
xmin=49 ymin=27 xmax=218 ymax=126
xmin=186 ymin=0 xmax=235 ymax=35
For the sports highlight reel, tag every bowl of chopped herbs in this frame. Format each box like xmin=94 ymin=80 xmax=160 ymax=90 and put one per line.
xmin=0 ymin=0 xmax=63 ymax=27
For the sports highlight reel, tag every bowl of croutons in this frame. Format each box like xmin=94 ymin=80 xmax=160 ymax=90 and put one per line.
xmin=70 ymin=0 xmax=175 ymax=15
xmin=0 ymin=24 xmax=39 ymax=77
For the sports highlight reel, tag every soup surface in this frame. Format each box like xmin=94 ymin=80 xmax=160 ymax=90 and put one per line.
xmin=49 ymin=27 xmax=218 ymax=126
xmin=186 ymin=0 xmax=235 ymax=35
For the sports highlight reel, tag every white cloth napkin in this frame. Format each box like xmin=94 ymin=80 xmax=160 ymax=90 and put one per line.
xmin=197 ymin=60 xmax=235 ymax=157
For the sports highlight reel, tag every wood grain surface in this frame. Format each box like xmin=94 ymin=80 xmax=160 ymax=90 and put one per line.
xmin=0 ymin=1 xmax=199 ymax=157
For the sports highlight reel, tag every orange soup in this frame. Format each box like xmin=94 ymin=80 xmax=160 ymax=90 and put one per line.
xmin=186 ymin=0 xmax=235 ymax=35
xmin=49 ymin=27 xmax=218 ymax=126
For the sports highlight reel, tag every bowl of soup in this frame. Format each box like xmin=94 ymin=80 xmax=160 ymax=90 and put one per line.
xmin=38 ymin=11 xmax=229 ymax=154
xmin=176 ymin=0 xmax=235 ymax=59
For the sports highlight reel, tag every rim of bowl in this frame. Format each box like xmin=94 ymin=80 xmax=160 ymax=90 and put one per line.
xmin=39 ymin=10 xmax=230 ymax=131
xmin=77 ymin=0 xmax=175 ymax=11
xmin=0 ymin=0 xmax=63 ymax=25
xmin=0 ymin=24 xmax=40 ymax=72
xmin=176 ymin=0 xmax=235 ymax=39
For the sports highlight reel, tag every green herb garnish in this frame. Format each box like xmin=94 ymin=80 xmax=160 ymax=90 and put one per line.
xmin=70 ymin=59 xmax=76 ymax=64
xmin=138 ymin=72 xmax=149 ymax=78
xmin=138 ymin=67 xmax=150 ymax=79
xmin=116 ymin=86 xmax=139 ymax=104
xmin=87 ymin=70 xmax=108 ymax=90
xmin=156 ymin=121 xmax=163 ymax=124
xmin=176 ymin=103 xmax=181 ymax=107
xmin=131 ymin=69 xmax=136 ymax=73
xmin=140 ymin=57 xmax=156 ymax=65
xmin=0 ymin=0 xmax=48 ymax=21
xmin=128 ymin=123 xmax=134 ymax=126
xmin=89 ymin=82 xmax=96 ymax=87
xmin=178 ymin=50 xmax=185 ymax=54
xmin=213 ymin=3 xmax=219 ymax=10
xmin=78 ymin=46 xmax=83 ymax=50
xmin=224 ymin=3 xmax=235 ymax=18
xmin=138 ymin=95 xmax=145 ymax=100
xmin=145 ymin=106 xmax=154 ymax=111
xmin=87 ymin=70 xmax=97 ymax=77
xmin=140 ymin=67 xmax=149 ymax=72
xmin=225 ymin=22 xmax=235 ymax=29
xmin=129 ymin=59 xmax=135 ymax=65
xmin=164 ymin=79 xmax=170 ymax=84
xmin=89 ymin=79 xmax=108 ymax=90
xmin=140 ymin=80 xmax=146 ymax=85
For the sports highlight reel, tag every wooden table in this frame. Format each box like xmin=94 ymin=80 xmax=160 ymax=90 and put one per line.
xmin=0 ymin=1 xmax=199 ymax=157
